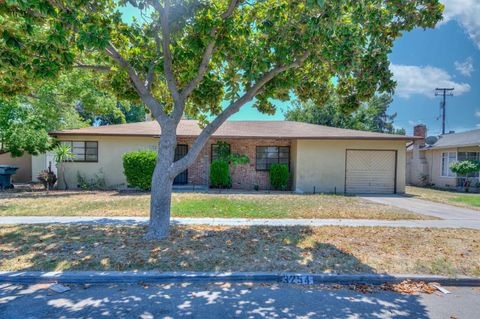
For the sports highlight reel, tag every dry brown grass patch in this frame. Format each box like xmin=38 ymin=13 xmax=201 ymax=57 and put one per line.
xmin=1 ymin=225 xmax=478 ymax=276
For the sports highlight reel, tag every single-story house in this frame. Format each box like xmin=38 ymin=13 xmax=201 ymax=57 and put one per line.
xmin=32 ymin=120 xmax=415 ymax=194
xmin=407 ymin=124 xmax=480 ymax=189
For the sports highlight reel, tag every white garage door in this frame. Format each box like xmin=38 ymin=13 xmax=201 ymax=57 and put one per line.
xmin=345 ymin=150 xmax=396 ymax=194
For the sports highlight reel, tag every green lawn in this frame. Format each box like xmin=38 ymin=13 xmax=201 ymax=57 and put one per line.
xmin=451 ymin=196 xmax=480 ymax=207
xmin=0 ymin=190 xmax=433 ymax=220
xmin=406 ymin=186 xmax=480 ymax=211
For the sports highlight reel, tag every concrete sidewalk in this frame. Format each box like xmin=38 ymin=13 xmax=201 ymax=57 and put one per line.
xmin=1 ymin=216 xmax=480 ymax=229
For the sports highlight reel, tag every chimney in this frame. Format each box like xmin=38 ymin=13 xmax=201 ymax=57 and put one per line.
xmin=413 ymin=124 xmax=427 ymax=147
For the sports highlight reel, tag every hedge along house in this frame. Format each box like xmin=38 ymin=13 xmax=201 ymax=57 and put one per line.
xmin=38 ymin=120 xmax=416 ymax=194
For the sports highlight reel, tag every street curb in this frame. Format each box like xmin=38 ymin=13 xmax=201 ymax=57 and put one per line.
xmin=1 ymin=271 xmax=479 ymax=286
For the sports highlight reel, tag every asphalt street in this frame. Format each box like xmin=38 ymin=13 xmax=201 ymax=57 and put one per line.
xmin=1 ymin=282 xmax=479 ymax=318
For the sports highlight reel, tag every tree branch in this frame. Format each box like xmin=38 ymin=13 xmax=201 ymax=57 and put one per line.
xmin=154 ymin=0 xmax=181 ymax=105
xmin=174 ymin=0 xmax=240 ymax=122
xmin=105 ymin=43 xmax=167 ymax=121
xmin=105 ymin=43 xmax=145 ymax=93
xmin=145 ymin=62 xmax=157 ymax=91
xmin=73 ymin=63 xmax=111 ymax=71
xmin=170 ymin=51 xmax=310 ymax=176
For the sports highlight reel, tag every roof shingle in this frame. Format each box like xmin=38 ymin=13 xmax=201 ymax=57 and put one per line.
xmin=51 ymin=120 xmax=416 ymax=141
xmin=427 ymin=129 xmax=480 ymax=149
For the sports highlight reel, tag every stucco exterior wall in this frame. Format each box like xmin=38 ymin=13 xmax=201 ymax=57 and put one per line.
xmin=425 ymin=147 xmax=456 ymax=189
xmin=414 ymin=146 xmax=480 ymax=189
xmin=57 ymin=135 xmax=158 ymax=189
xmin=293 ymin=140 xmax=407 ymax=194
xmin=0 ymin=153 xmax=32 ymax=182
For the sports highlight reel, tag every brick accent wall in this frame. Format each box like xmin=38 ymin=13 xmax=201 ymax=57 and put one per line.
xmin=177 ymin=138 xmax=292 ymax=190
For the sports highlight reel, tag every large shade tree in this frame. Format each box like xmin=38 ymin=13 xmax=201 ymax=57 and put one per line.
xmin=0 ymin=0 xmax=443 ymax=239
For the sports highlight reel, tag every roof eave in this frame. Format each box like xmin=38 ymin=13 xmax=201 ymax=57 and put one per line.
xmin=50 ymin=132 xmax=417 ymax=141
xmin=428 ymin=143 xmax=480 ymax=150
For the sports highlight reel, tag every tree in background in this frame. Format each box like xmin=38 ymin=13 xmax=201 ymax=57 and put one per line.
xmin=1 ymin=0 xmax=443 ymax=239
xmin=0 ymin=69 xmax=144 ymax=156
xmin=285 ymin=94 xmax=406 ymax=135
xmin=79 ymin=102 xmax=146 ymax=126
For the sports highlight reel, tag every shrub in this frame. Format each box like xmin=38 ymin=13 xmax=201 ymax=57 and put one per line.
xmin=450 ymin=160 xmax=480 ymax=192
xmin=77 ymin=170 xmax=107 ymax=190
xmin=122 ymin=150 xmax=157 ymax=190
xmin=37 ymin=169 xmax=57 ymax=190
xmin=210 ymin=160 xmax=231 ymax=188
xmin=269 ymin=163 xmax=289 ymax=190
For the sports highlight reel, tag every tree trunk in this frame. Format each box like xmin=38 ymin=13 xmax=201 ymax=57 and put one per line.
xmin=145 ymin=124 xmax=177 ymax=240
xmin=62 ymin=164 xmax=68 ymax=190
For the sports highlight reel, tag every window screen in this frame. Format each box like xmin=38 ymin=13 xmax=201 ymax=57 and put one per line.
xmin=61 ymin=141 xmax=98 ymax=162
xmin=256 ymin=146 xmax=289 ymax=171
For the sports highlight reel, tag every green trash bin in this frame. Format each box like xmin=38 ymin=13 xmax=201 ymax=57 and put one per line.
xmin=0 ymin=165 xmax=18 ymax=189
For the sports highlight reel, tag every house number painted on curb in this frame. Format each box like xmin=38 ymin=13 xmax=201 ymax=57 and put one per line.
xmin=282 ymin=274 xmax=314 ymax=285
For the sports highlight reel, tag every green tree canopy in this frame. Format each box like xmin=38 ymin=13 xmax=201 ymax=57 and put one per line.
xmin=0 ymin=67 xmax=148 ymax=156
xmin=0 ymin=0 xmax=443 ymax=238
xmin=285 ymin=94 xmax=406 ymax=135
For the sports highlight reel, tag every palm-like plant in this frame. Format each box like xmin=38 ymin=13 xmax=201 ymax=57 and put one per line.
xmin=54 ymin=144 xmax=74 ymax=190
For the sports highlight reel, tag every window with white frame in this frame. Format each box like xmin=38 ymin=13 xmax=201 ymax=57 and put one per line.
xmin=441 ymin=152 xmax=456 ymax=177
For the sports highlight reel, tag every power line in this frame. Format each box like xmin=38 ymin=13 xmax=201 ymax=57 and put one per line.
xmin=435 ymin=88 xmax=454 ymax=135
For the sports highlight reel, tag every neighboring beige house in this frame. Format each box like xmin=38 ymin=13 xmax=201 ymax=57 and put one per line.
xmin=0 ymin=152 xmax=32 ymax=183
xmin=407 ymin=124 xmax=480 ymax=190
xmin=32 ymin=120 xmax=415 ymax=194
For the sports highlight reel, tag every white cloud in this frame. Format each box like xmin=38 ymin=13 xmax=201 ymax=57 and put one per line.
xmin=441 ymin=0 xmax=480 ymax=49
xmin=454 ymin=57 xmax=475 ymax=76
xmin=475 ymin=111 xmax=480 ymax=118
xmin=390 ymin=64 xmax=471 ymax=99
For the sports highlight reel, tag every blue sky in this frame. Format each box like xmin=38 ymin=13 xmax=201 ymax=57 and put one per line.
xmin=122 ymin=1 xmax=480 ymax=136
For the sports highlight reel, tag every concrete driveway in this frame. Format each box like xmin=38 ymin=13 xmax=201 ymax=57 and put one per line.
xmin=1 ymin=282 xmax=480 ymax=319
xmin=361 ymin=195 xmax=480 ymax=220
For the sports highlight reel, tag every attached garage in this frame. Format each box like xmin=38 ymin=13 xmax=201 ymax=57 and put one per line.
xmin=292 ymin=139 xmax=408 ymax=194
xmin=345 ymin=150 xmax=397 ymax=194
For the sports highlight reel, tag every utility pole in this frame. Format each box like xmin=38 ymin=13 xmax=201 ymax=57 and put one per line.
xmin=435 ymin=88 xmax=454 ymax=135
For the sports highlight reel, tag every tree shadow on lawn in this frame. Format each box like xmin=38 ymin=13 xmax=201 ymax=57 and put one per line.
xmin=0 ymin=224 xmax=431 ymax=318
xmin=1 ymin=225 xmax=377 ymax=273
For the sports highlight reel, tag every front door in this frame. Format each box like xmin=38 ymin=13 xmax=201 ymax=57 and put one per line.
xmin=173 ymin=144 xmax=188 ymax=185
